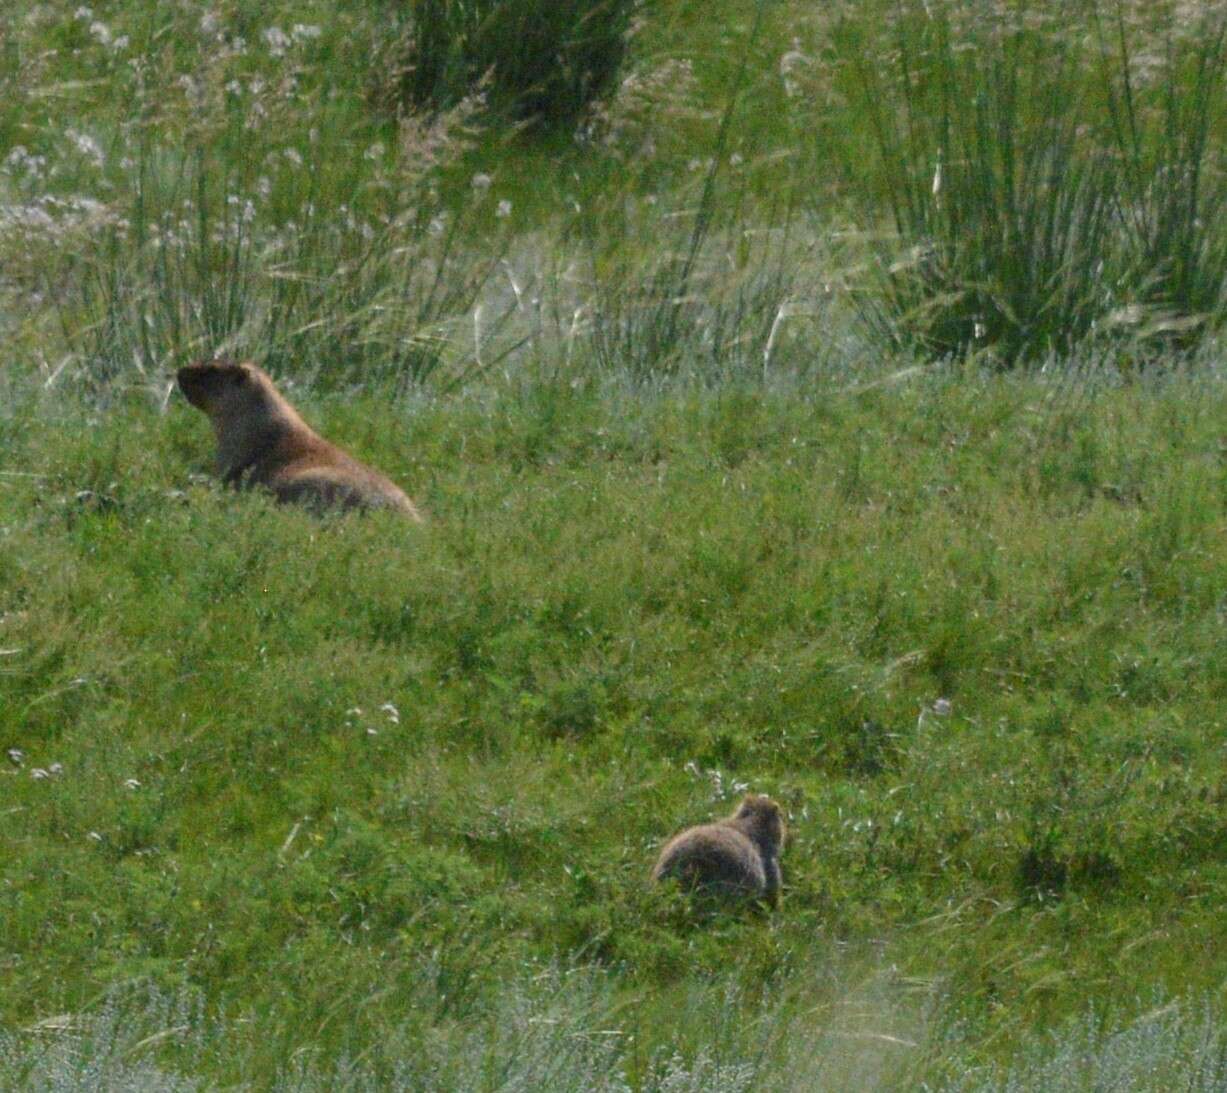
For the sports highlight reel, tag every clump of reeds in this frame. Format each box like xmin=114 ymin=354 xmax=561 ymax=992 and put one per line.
xmin=813 ymin=0 xmax=1227 ymax=367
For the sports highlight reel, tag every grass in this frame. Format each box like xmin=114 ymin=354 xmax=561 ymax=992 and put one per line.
xmin=813 ymin=0 xmax=1227 ymax=365
xmin=4 ymin=0 xmax=1227 ymax=1086
xmin=5 ymin=1 xmax=1223 ymax=386
xmin=6 ymin=364 xmax=1227 ymax=1085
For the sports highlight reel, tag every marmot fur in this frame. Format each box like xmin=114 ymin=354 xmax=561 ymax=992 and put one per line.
xmin=177 ymin=358 xmax=423 ymax=519
xmin=651 ymin=794 xmax=785 ymax=907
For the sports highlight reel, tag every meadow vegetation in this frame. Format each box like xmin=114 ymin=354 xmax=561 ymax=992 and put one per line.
xmin=3 ymin=0 xmax=1227 ymax=1087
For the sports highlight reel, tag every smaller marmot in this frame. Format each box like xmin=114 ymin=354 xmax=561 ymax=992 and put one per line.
xmin=177 ymin=358 xmax=423 ymax=520
xmin=651 ymin=794 xmax=785 ymax=907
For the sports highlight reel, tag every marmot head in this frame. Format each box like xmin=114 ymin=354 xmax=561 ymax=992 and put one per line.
xmin=734 ymin=794 xmax=786 ymax=848
xmin=177 ymin=358 xmax=265 ymax=417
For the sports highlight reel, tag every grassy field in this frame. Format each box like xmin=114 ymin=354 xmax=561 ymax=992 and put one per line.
xmin=7 ymin=366 xmax=1227 ymax=1086
xmin=3 ymin=0 xmax=1227 ymax=1088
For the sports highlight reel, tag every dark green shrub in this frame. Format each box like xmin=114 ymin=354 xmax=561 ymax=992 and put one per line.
xmin=397 ymin=0 xmax=641 ymax=129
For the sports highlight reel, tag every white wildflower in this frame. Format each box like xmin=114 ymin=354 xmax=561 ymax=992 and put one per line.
xmin=176 ymin=74 xmax=202 ymax=108
xmin=66 ymin=129 xmax=105 ymax=169
xmin=471 ymin=172 xmax=492 ymax=192
xmin=283 ymin=147 xmax=303 ymax=167
xmin=3 ymin=146 xmax=47 ymax=179
xmin=779 ymin=39 xmax=811 ymax=99
xmin=291 ymin=24 xmax=322 ymax=41
xmin=0 ymin=203 xmax=55 ymax=232
xmin=380 ymin=702 xmax=400 ymax=724
xmin=88 ymin=20 xmax=111 ymax=46
xmin=225 ymin=194 xmax=256 ymax=224
xmin=495 ymin=199 xmax=512 ymax=219
xmin=74 ymin=6 xmax=93 ymax=20
xmin=262 ymin=26 xmax=291 ymax=56
xmin=246 ymin=100 xmax=268 ymax=129
xmin=69 ymin=196 xmax=108 ymax=218
xmin=124 ymin=778 xmax=141 ymax=790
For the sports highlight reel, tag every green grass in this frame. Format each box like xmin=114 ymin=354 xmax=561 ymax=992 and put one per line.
xmin=5 ymin=366 xmax=1227 ymax=1084
xmin=4 ymin=0 xmax=1223 ymax=386
xmin=811 ymin=0 xmax=1227 ymax=365
xmin=4 ymin=0 xmax=1227 ymax=1086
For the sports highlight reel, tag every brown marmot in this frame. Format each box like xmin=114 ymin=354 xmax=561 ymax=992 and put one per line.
xmin=651 ymin=794 xmax=785 ymax=907
xmin=177 ymin=358 xmax=423 ymax=520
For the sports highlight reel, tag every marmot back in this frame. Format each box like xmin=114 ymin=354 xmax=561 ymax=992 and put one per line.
xmin=177 ymin=358 xmax=423 ymax=520
xmin=651 ymin=794 xmax=786 ymax=907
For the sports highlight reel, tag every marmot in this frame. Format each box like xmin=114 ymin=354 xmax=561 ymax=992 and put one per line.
xmin=651 ymin=794 xmax=785 ymax=907
xmin=177 ymin=358 xmax=423 ymax=520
